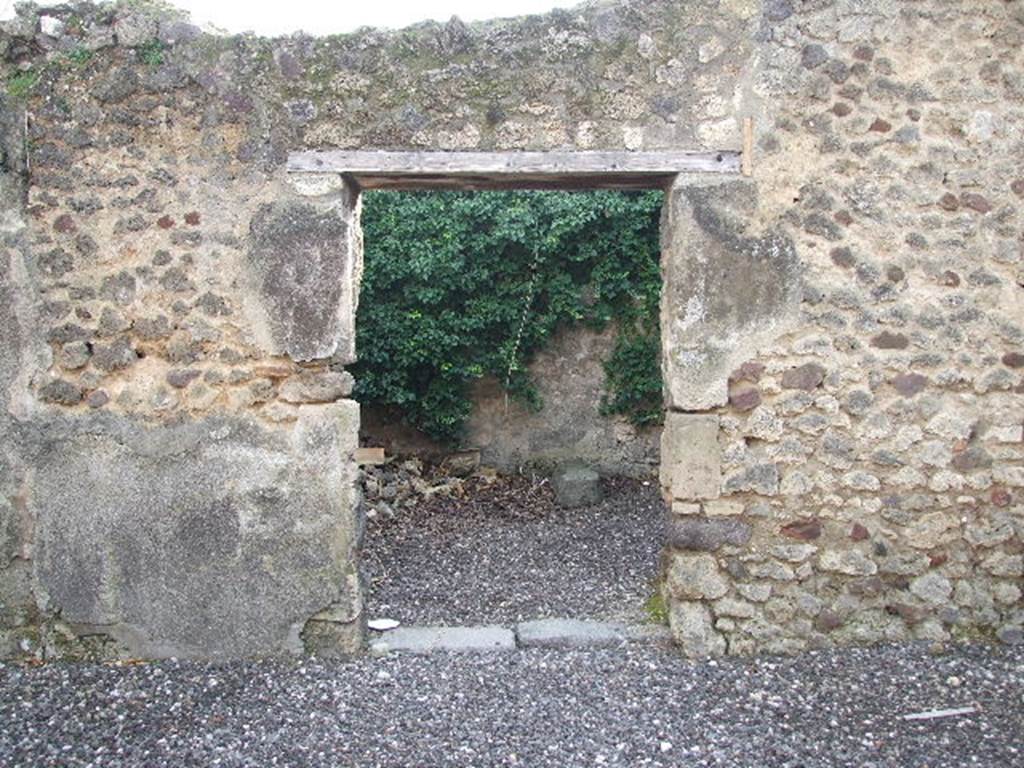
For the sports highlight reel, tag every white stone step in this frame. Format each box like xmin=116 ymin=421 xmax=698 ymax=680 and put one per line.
xmin=370 ymin=625 xmax=516 ymax=654
xmin=369 ymin=619 xmax=672 ymax=654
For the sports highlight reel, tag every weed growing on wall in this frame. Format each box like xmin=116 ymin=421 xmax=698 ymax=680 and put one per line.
xmin=4 ymin=48 xmax=93 ymax=101
xmin=137 ymin=40 xmax=167 ymax=67
xmin=353 ymin=190 xmax=664 ymax=443
xmin=5 ymin=70 xmax=39 ymax=99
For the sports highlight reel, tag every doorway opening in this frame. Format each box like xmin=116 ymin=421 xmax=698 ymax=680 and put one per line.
xmin=286 ymin=147 xmax=746 ymax=652
xmin=352 ymin=188 xmax=668 ymax=629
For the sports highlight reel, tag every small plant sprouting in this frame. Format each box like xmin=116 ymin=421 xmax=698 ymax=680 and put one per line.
xmin=63 ymin=15 xmax=85 ymax=36
xmin=64 ymin=47 xmax=94 ymax=68
xmin=7 ymin=70 xmax=39 ymax=98
xmin=138 ymin=40 xmax=166 ymax=67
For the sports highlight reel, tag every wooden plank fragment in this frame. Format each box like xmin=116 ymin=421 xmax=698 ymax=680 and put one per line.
xmin=741 ymin=117 xmax=754 ymax=177
xmin=355 ymin=447 xmax=386 ymax=466
xmin=287 ymin=150 xmax=742 ymax=190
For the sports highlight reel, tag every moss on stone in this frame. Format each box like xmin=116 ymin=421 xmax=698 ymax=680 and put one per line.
xmin=6 ymin=70 xmax=39 ymax=99
xmin=645 ymin=589 xmax=669 ymax=625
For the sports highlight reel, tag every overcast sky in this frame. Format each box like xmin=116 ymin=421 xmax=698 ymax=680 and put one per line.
xmin=1 ymin=0 xmax=580 ymax=35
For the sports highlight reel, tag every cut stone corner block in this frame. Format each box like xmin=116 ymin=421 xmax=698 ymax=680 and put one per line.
xmin=285 ymin=171 xmax=347 ymax=198
xmin=660 ymin=412 xmax=721 ymax=501
xmin=668 ymin=600 xmax=726 ymax=659
xmin=244 ymin=176 xmax=364 ymax=365
xmin=659 ymin=174 xmax=800 ymax=411
xmin=664 ymin=551 xmax=729 ymax=601
xmin=300 ymin=616 xmax=365 ymax=658
xmin=300 ymin=566 xmax=367 ymax=658
xmin=661 ymin=547 xmax=731 ymax=659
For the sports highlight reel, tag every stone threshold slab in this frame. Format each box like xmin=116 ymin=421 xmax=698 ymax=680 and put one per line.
xmin=516 ymin=618 xmax=628 ymax=649
xmin=370 ymin=625 xmax=516 ymax=654
xmin=369 ymin=620 xmax=672 ymax=654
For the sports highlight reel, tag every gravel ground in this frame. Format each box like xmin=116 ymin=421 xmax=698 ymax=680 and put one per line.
xmin=1 ymin=642 xmax=1021 ymax=767
xmin=363 ymin=474 xmax=666 ymax=625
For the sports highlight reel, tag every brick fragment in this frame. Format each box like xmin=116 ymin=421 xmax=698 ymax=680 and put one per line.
xmin=850 ymin=523 xmax=870 ymax=541
xmin=781 ymin=519 xmax=822 ymax=541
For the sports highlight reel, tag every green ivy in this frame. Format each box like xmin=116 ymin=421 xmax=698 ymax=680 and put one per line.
xmin=352 ymin=190 xmax=664 ymax=443
xmin=600 ymin=325 xmax=663 ymax=427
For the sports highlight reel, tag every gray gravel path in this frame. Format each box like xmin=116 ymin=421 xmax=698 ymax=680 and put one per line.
xmin=1 ymin=643 xmax=1021 ymax=767
xmin=363 ymin=476 xmax=665 ymax=625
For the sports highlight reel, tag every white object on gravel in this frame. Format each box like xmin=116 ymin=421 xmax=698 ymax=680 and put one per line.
xmin=368 ymin=618 xmax=401 ymax=631
xmin=901 ymin=706 xmax=977 ymax=721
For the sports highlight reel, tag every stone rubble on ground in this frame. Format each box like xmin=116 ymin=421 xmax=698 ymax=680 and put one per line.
xmin=360 ymin=455 xmax=492 ymax=520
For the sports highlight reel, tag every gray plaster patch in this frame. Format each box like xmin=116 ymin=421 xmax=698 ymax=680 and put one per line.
xmin=0 ymin=249 xmax=21 ymax=417
xmin=24 ymin=404 xmax=362 ymax=659
xmin=0 ymin=105 xmax=44 ymax=645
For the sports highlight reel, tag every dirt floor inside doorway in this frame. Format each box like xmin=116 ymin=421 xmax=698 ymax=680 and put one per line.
xmin=361 ymin=462 xmax=666 ymax=627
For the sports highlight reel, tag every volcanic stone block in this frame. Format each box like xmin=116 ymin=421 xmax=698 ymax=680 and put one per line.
xmin=27 ymin=402 xmax=362 ymax=659
xmin=245 ymin=179 xmax=363 ymax=363
xmin=660 ymin=177 xmax=800 ymax=410
xmin=668 ymin=600 xmax=725 ymax=658
xmin=552 ymin=462 xmax=603 ymax=507
xmin=660 ymin=413 xmax=720 ymax=500
xmin=668 ymin=516 xmax=751 ymax=551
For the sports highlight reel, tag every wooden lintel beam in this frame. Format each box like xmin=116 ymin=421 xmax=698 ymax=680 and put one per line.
xmin=286 ymin=150 xmax=741 ymax=190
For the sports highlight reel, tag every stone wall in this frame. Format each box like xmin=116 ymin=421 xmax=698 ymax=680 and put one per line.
xmin=0 ymin=0 xmax=1020 ymax=659
xmin=362 ymin=323 xmax=660 ymax=478
xmin=657 ymin=1 xmax=1024 ymax=655
xmin=0 ymin=89 xmax=42 ymax=658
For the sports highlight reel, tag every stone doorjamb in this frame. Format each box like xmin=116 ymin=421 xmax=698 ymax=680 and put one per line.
xmin=285 ymin=152 xmax=797 ymax=657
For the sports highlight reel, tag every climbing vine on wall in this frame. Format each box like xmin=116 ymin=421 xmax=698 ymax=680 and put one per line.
xmin=351 ymin=189 xmax=664 ymax=443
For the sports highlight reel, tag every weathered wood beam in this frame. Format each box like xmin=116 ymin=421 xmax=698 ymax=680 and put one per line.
xmin=287 ymin=150 xmax=741 ymax=190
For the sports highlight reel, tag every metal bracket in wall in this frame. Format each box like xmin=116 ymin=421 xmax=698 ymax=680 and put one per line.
xmin=285 ymin=150 xmax=743 ymax=191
